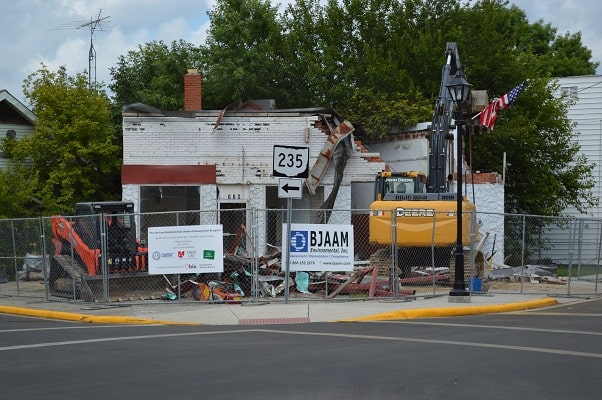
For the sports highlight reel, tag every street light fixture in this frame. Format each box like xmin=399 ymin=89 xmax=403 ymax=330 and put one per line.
xmin=447 ymin=73 xmax=472 ymax=302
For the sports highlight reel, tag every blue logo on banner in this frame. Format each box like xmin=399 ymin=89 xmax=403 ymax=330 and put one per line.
xmin=290 ymin=230 xmax=308 ymax=252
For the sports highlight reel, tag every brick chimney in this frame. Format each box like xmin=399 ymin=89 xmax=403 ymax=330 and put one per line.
xmin=184 ymin=69 xmax=202 ymax=111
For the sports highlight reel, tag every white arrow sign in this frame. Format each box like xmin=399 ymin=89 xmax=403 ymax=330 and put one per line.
xmin=278 ymin=178 xmax=303 ymax=199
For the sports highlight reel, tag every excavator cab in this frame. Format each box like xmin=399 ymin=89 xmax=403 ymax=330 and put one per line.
xmin=374 ymin=171 xmax=427 ymax=201
xmin=73 ymin=202 xmax=140 ymax=273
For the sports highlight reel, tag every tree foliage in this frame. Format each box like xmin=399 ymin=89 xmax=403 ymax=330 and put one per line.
xmin=200 ymin=0 xmax=288 ymax=108
xmin=0 ymin=167 xmax=40 ymax=217
xmin=470 ymin=79 xmax=597 ymax=215
xmin=344 ymin=88 xmax=432 ymax=137
xmin=3 ymin=65 xmax=121 ymax=215
xmin=109 ymin=40 xmax=203 ymax=111
xmin=542 ymin=31 xmax=599 ymax=76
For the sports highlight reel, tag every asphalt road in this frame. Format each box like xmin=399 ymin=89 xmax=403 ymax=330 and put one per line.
xmin=1 ymin=298 xmax=601 ymax=400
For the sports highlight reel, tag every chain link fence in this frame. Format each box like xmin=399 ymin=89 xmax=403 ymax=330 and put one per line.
xmin=0 ymin=209 xmax=600 ymax=304
xmin=482 ymin=213 xmax=602 ymax=296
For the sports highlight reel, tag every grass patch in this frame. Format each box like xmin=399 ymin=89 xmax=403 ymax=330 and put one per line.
xmin=556 ymin=264 xmax=601 ymax=277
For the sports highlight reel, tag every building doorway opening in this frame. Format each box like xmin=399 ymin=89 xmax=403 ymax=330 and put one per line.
xmin=220 ymin=203 xmax=246 ymax=255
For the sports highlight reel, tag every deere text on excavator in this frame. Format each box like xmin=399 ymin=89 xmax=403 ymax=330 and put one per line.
xmin=368 ymin=42 xmax=478 ymax=277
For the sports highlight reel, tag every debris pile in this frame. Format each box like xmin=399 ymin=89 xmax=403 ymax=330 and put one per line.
xmin=488 ymin=263 xmax=566 ymax=285
xmin=17 ymin=253 xmax=49 ymax=281
xmin=161 ymin=248 xmax=417 ymax=301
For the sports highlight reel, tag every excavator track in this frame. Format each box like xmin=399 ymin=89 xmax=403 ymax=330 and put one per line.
xmin=49 ymin=255 xmax=95 ymax=301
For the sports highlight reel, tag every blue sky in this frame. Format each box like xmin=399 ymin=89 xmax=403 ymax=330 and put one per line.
xmin=1 ymin=0 xmax=599 ymax=107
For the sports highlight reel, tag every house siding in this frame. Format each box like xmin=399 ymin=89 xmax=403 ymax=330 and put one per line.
xmin=538 ymin=75 xmax=602 ymax=265
xmin=0 ymin=90 xmax=36 ymax=171
xmin=0 ymin=124 xmax=34 ymax=169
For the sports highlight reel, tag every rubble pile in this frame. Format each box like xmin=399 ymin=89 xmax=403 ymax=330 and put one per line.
xmin=162 ymin=248 xmax=417 ymax=301
xmin=488 ymin=264 xmax=566 ymax=285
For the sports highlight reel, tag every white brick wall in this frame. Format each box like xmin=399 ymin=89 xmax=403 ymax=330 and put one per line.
xmin=464 ymin=182 xmax=505 ymax=269
xmin=122 ymin=112 xmax=386 ymax=212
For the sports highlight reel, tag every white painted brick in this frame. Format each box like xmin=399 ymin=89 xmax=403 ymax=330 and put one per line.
xmin=123 ymin=114 xmax=385 ymax=187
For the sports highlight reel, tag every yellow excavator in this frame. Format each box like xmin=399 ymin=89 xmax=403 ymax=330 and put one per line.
xmin=368 ymin=42 xmax=478 ymax=277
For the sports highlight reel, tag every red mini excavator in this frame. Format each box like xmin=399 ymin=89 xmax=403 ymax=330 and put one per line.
xmin=48 ymin=201 xmax=149 ymax=300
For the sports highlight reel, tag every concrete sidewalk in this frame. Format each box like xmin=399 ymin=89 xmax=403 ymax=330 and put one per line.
xmin=0 ymin=293 xmax=574 ymax=326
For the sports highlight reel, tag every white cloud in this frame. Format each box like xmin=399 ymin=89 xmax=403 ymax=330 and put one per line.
xmin=0 ymin=0 xmax=212 ymax=105
xmin=2 ymin=0 xmax=600 ymax=107
xmin=511 ymin=0 xmax=602 ymax=72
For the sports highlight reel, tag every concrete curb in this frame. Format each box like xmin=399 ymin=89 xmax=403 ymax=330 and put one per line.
xmin=0 ymin=305 xmax=200 ymax=326
xmin=1 ymin=297 xmax=559 ymax=325
xmin=336 ymin=297 xmax=559 ymax=322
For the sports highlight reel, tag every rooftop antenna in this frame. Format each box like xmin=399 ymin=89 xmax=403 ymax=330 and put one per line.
xmin=77 ymin=10 xmax=110 ymax=89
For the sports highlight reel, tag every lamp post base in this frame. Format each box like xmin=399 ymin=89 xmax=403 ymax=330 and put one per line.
xmin=448 ymin=289 xmax=471 ymax=303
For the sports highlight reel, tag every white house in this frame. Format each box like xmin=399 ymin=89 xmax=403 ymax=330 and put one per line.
xmin=541 ymin=75 xmax=602 ymax=265
xmin=0 ymin=90 xmax=36 ymax=169
xmin=121 ymin=70 xmax=386 ymax=254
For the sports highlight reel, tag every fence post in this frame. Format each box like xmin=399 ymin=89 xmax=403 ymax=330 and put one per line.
xmin=9 ymin=219 xmax=20 ymax=295
xmin=577 ymin=218 xmax=583 ymax=280
xmin=390 ymin=209 xmax=397 ymax=300
xmin=99 ymin=213 xmax=110 ymax=303
xmin=249 ymin=207 xmax=259 ymax=302
xmin=520 ymin=215 xmax=526 ymax=293
xmin=594 ymin=222 xmax=602 ymax=293
xmin=40 ymin=217 xmax=50 ymax=302
xmin=567 ymin=218 xmax=576 ymax=296
xmin=430 ymin=212 xmax=437 ymax=296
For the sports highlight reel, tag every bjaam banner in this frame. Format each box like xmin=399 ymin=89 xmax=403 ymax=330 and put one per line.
xmin=282 ymin=223 xmax=354 ymax=271
xmin=147 ymin=225 xmax=224 ymax=275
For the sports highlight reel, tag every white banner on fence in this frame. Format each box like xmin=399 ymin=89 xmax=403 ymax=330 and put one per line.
xmin=282 ymin=223 xmax=354 ymax=271
xmin=147 ymin=225 xmax=224 ymax=275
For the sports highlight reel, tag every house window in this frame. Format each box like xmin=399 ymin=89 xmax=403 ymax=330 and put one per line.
xmin=138 ymin=186 xmax=201 ymax=243
xmin=140 ymin=186 xmax=201 ymax=214
xmin=1 ymin=129 xmax=16 ymax=158
xmin=561 ymin=86 xmax=578 ymax=100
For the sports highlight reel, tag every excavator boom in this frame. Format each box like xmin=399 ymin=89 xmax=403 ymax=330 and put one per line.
xmin=368 ymin=43 xmax=478 ymax=273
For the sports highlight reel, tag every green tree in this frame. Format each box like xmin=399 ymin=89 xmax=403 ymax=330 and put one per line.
xmin=109 ymin=40 xmax=203 ymax=111
xmin=5 ymin=65 xmax=121 ymax=215
xmin=540 ymin=31 xmax=599 ymax=76
xmin=470 ymin=78 xmax=597 ymax=216
xmin=0 ymin=166 xmax=40 ymax=217
xmin=279 ymin=0 xmax=332 ymax=106
xmin=458 ymin=1 xmax=597 ymax=92
xmin=344 ymin=88 xmax=432 ymax=137
xmin=281 ymin=0 xmax=437 ymax=129
xmin=200 ymin=0 xmax=288 ymax=108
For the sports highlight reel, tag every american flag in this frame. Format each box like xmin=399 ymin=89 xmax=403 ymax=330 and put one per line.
xmin=479 ymin=81 xmax=527 ymax=130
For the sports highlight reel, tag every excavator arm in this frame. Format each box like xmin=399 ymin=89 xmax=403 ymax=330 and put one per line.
xmin=427 ymin=42 xmax=465 ymax=194
xmin=51 ymin=216 xmax=101 ymax=276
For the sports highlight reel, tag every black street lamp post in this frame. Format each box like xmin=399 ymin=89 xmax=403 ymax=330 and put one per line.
xmin=446 ymin=74 xmax=472 ymax=302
